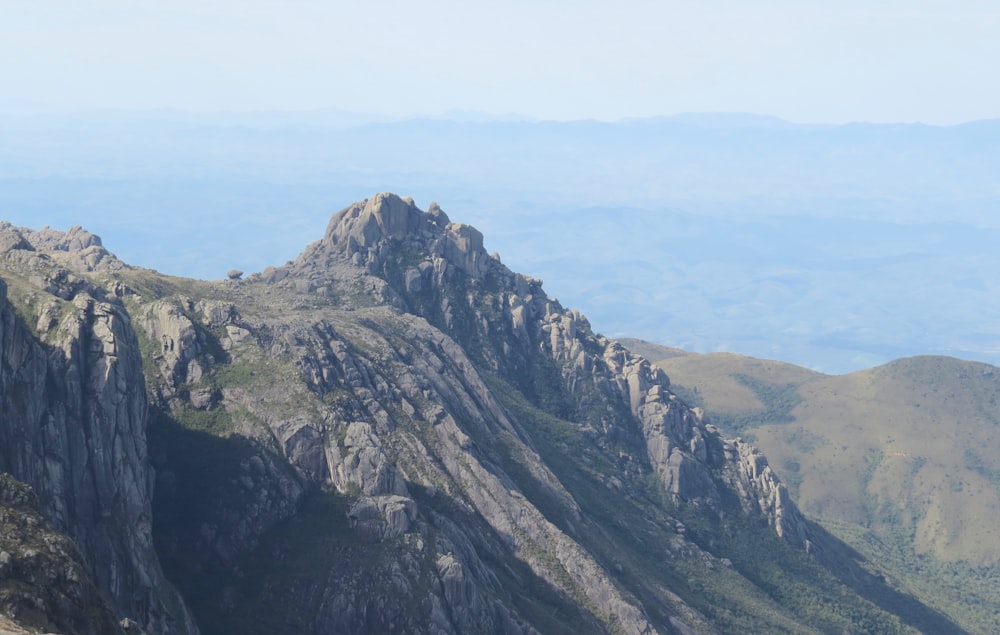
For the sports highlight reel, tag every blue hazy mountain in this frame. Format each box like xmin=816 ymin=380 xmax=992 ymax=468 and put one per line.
xmin=1 ymin=111 xmax=997 ymax=373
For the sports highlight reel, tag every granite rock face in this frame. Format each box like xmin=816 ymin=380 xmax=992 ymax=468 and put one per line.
xmin=299 ymin=194 xmax=807 ymax=539
xmin=0 ymin=199 xmax=936 ymax=635
xmin=0 ymin=225 xmax=197 ymax=634
xmin=161 ymin=193 xmax=811 ymax=633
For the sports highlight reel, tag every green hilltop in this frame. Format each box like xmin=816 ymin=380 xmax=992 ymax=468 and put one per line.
xmin=625 ymin=339 xmax=1000 ymax=633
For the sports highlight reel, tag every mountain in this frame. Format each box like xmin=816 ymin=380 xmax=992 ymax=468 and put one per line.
xmin=0 ymin=196 xmax=961 ymax=634
xmin=626 ymin=340 xmax=1000 ymax=633
xmin=0 ymin=225 xmax=197 ymax=634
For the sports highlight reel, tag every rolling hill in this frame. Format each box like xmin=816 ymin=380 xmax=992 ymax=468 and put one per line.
xmin=625 ymin=339 xmax=1000 ymax=632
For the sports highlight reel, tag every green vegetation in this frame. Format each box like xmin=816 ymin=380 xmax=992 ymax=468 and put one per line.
xmin=735 ymin=374 xmax=803 ymax=420
xmin=666 ymin=382 xmax=704 ymax=410
xmin=170 ymin=404 xmax=234 ymax=435
xmin=782 ymin=426 xmax=829 ymax=454
xmin=964 ymin=448 xmax=1000 ymax=501
xmin=2 ymin=272 xmax=58 ymax=340
xmin=130 ymin=316 xmax=164 ymax=391
xmin=484 ymin=372 xmax=930 ymax=634
xmin=781 ymin=458 xmax=804 ymax=499
xmin=824 ymin=519 xmax=1000 ymax=634
xmin=645 ymin=343 xmax=1000 ymax=632
xmin=213 ymin=356 xmax=266 ymax=389
xmin=707 ymin=374 xmax=802 ymax=435
xmin=113 ymin=267 xmax=216 ymax=301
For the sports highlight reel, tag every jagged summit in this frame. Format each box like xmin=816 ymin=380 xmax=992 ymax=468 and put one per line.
xmin=0 ymin=197 xmax=956 ymax=634
xmin=292 ymin=192 xmax=494 ymax=284
xmin=261 ymin=194 xmax=813 ymax=546
xmin=0 ymin=221 xmax=125 ymax=274
xmin=322 ymin=192 xmax=452 ymax=248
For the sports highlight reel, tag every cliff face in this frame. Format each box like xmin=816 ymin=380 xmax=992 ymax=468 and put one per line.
xmin=0 ymin=200 xmax=953 ymax=635
xmin=289 ymin=193 xmax=811 ymax=547
xmin=0 ymin=224 xmax=197 ymax=634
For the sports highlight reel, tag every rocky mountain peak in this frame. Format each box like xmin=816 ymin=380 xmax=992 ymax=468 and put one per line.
xmin=25 ymin=224 xmax=103 ymax=252
xmin=0 ymin=222 xmax=124 ymax=273
xmin=1 ymin=194 xmax=951 ymax=635
xmin=322 ymin=192 xmax=451 ymax=248
xmin=308 ymin=193 xmax=491 ymax=281
xmin=295 ymin=195 xmax=814 ymax=543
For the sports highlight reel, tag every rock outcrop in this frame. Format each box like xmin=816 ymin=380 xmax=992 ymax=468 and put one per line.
xmin=0 ymin=225 xmax=197 ymax=633
xmin=0 ymin=199 xmax=945 ymax=635
xmin=146 ymin=194 xmax=820 ymax=634
xmin=294 ymin=194 xmax=809 ymax=541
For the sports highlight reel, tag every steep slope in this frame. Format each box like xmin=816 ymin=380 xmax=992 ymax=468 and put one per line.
xmin=632 ymin=341 xmax=1000 ymax=633
xmin=1 ymin=197 xmax=960 ymax=634
xmin=0 ymin=224 xmax=198 ymax=634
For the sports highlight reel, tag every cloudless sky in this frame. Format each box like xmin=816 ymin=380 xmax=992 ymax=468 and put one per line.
xmin=2 ymin=0 xmax=998 ymax=124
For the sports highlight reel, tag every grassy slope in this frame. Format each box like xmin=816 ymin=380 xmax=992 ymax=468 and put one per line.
xmin=625 ymin=340 xmax=1000 ymax=633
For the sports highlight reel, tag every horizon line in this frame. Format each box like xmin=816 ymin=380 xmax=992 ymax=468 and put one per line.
xmin=0 ymin=103 xmax=995 ymax=128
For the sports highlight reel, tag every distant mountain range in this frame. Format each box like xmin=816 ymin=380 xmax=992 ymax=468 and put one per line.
xmin=1 ymin=111 xmax=997 ymax=374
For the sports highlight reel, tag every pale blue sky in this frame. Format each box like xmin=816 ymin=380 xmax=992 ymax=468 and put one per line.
xmin=2 ymin=0 xmax=998 ymax=123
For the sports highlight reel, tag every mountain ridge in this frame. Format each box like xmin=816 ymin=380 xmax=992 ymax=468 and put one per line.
xmin=0 ymin=195 xmax=962 ymax=633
